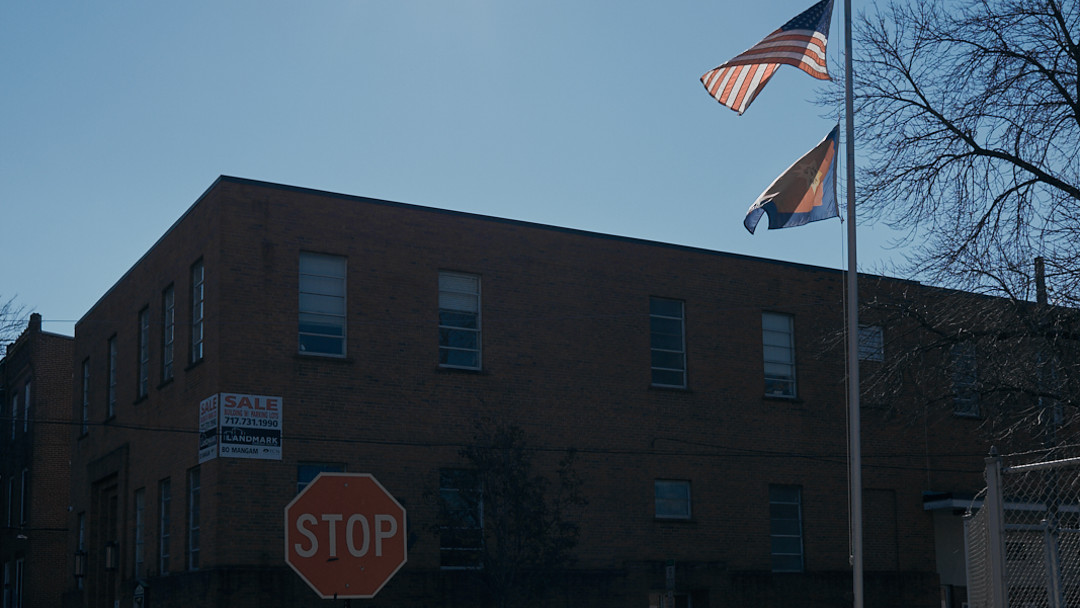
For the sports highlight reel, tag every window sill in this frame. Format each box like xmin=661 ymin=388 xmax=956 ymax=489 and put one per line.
xmin=294 ymin=353 xmax=354 ymax=364
xmin=185 ymin=358 xmax=204 ymax=372
xmin=157 ymin=377 xmax=174 ymax=390
xmin=649 ymin=384 xmax=689 ymax=392
xmin=654 ymin=516 xmax=695 ymax=523
xmin=763 ymin=393 xmax=800 ymax=403
xmin=437 ymin=365 xmax=483 ymax=374
xmin=133 ymin=395 xmax=148 ymax=406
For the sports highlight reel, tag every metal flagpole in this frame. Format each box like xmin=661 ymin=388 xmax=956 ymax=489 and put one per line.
xmin=842 ymin=0 xmax=863 ymax=606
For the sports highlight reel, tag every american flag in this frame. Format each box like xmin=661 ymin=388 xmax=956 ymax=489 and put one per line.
xmin=701 ymin=0 xmax=833 ymax=115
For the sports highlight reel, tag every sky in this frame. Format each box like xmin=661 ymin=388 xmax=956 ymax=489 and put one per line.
xmin=1 ymin=0 xmax=907 ymax=338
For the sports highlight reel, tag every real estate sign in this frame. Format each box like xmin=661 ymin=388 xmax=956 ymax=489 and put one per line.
xmin=198 ymin=394 xmax=219 ymax=463
xmin=198 ymin=392 xmax=283 ymax=461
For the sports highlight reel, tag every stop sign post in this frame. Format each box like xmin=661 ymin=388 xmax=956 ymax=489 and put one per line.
xmin=285 ymin=473 xmax=407 ymax=599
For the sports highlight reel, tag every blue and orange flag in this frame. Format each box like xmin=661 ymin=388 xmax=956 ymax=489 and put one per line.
xmin=701 ymin=0 xmax=833 ymax=115
xmin=744 ymin=125 xmax=839 ymax=234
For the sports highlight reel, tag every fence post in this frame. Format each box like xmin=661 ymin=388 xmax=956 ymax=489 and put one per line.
xmin=985 ymin=451 xmax=1008 ymax=608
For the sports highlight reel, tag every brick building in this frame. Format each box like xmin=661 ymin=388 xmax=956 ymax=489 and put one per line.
xmin=0 ymin=313 xmax=74 ymax=608
xmin=62 ymin=175 xmax=996 ymax=607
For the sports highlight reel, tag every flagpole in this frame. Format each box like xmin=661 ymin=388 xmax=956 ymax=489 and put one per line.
xmin=842 ymin=0 xmax=863 ymax=606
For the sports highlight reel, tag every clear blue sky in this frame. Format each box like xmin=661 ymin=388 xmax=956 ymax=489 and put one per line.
xmin=2 ymin=0 xmax=904 ymax=337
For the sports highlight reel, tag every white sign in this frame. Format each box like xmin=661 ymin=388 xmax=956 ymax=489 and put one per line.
xmin=198 ymin=394 xmax=219 ymax=463
xmin=198 ymin=393 xmax=283 ymax=461
xmin=219 ymin=393 xmax=283 ymax=460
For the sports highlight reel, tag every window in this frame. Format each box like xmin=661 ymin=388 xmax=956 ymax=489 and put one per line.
xmin=762 ymin=312 xmax=796 ymax=397
xmin=12 ymin=559 xmax=22 ymax=608
xmin=138 ymin=307 xmax=150 ymax=398
xmin=191 ymin=260 xmax=205 ymax=363
xmin=297 ymin=463 xmax=345 ymax=494
xmin=951 ymin=341 xmax=979 ymax=417
xmin=654 ymin=480 xmax=691 ymax=520
xmin=81 ymin=359 xmax=90 ymax=435
xmin=858 ymin=325 xmax=884 ymax=362
xmin=159 ymin=478 xmax=171 ymax=575
xmin=134 ymin=488 xmax=145 ymax=578
xmin=162 ymin=285 xmax=175 ymax=382
xmin=188 ymin=468 xmax=200 ymax=570
xmin=769 ymin=485 xmax=804 ymax=572
xmin=438 ymin=272 xmax=481 ymax=369
xmin=298 ymin=252 xmax=346 ymax=356
xmin=77 ymin=513 xmax=86 ymax=590
xmin=18 ymin=469 xmax=27 ymax=525
xmin=107 ymin=337 xmax=117 ymax=418
xmin=22 ymin=383 xmax=29 ymax=433
xmin=8 ymin=392 xmax=15 ymax=441
xmin=5 ymin=477 xmax=12 ymax=527
xmin=650 ymin=298 xmax=686 ymax=388
xmin=439 ymin=469 xmax=482 ymax=569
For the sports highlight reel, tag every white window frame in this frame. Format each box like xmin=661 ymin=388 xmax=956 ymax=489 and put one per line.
xmin=162 ymin=285 xmax=175 ymax=382
xmin=159 ymin=478 xmax=171 ymax=575
xmin=654 ymin=480 xmax=691 ymax=520
xmin=438 ymin=271 xmax=482 ymax=370
xmin=107 ymin=337 xmax=117 ymax=418
xmin=134 ymin=488 xmax=145 ymax=578
xmin=858 ymin=325 xmax=884 ymax=362
xmin=81 ymin=359 xmax=90 ymax=435
xmin=439 ymin=469 xmax=483 ymax=569
xmin=769 ymin=484 xmax=804 ymax=572
xmin=298 ymin=252 xmax=347 ymax=356
xmin=21 ymin=383 xmax=29 ymax=434
xmin=138 ymin=307 xmax=150 ymax=398
xmin=650 ymin=298 xmax=687 ymax=388
xmin=951 ymin=341 xmax=979 ymax=417
xmin=191 ymin=260 xmax=205 ymax=363
xmin=762 ymin=312 xmax=796 ymax=398
xmin=18 ymin=469 xmax=27 ymax=526
xmin=188 ymin=468 xmax=200 ymax=570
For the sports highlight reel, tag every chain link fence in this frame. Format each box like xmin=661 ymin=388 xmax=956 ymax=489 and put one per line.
xmin=965 ymin=450 xmax=1080 ymax=608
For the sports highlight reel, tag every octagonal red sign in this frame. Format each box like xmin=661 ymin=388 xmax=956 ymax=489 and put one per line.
xmin=285 ymin=473 xmax=407 ymax=599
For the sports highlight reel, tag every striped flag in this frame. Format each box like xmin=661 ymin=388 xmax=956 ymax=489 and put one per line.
xmin=701 ymin=0 xmax=833 ymax=115
xmin=744 ymin=125 xmax=839 ymax=233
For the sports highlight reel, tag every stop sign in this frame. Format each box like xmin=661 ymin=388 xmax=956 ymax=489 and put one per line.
xmin=285 ymin=473 xmax=407 ymax=599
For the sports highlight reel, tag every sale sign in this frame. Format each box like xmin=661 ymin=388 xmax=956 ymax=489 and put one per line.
xmin=198 ymin=394 xmax=219 ymax=463
xmin=198 ymin=393 xmax=283 ymax=461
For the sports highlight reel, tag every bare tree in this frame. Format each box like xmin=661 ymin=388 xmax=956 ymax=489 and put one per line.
xmin=849 ymin=0 xmax=1079 ymax=302
xmin=435 ymin=423 xmax=586 ymax=608
xmin=0 ymin=295 xmax=27 ymax=346
xmin=831 ymin=0 xmax=1080 ymax=440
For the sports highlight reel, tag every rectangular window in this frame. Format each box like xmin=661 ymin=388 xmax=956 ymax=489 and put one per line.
xmin=654 ymin=480 xmax=691 ymax=520
xmin=77 ymin=513 xmax=86 ymax=590
xmin=3 ymin=562 xmax=9 ymax=607
xmin=650 ymin=298 xmax=686 ymax=388
xmin=191 ymin=260 xmax=205 ymax=363
xmin=162 ymin=285 xmax=175 ymax=382
xmin=297 ymin=463 xmax=345 ymax=494
xmin=858 ymin=325 xmax=884 ymax=362
xmin=769 ymin=485 xmax=804 ymax=572
xmin=762 ymin=312 xmax=796 ymax=397
xmin=138 ymin=307 xmax=150 ymax=398
xmin=438 ymin=272 xmax=482 ymax=369
xmin=134 ymin=488 xmax=145 ymax=578
xmin=107 ymin=337 xmax=117 ymax=418
xmin=951 ymin=341 xmax=979 ymax=417
xmin=22 ymin=383 xmax=29 ymax=433
xmin=439 ymin=469 xmax=483 ymax=569
xmin=81 ymin=359 xmax=90 ymax=435
xmin=298 ymin=253 xmax=347 ymax=356
xmin=12 ymin=559 xmax=22 ymax=608
xmin=19 ymin=469 xmax=27 ymax=525
xmin=159 ymin=478 xmax=171 ymax=575
xmin=188 ymin=468 xmax=200 ymax=570
xmin=5 ymin=478 xmax=12 ymax=527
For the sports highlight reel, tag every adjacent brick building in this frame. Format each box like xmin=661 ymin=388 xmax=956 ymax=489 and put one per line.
xmin=0 ymin=313 xmax=74 ymax=608
xmin=61 ymin=175 xmax=998 ymax=607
